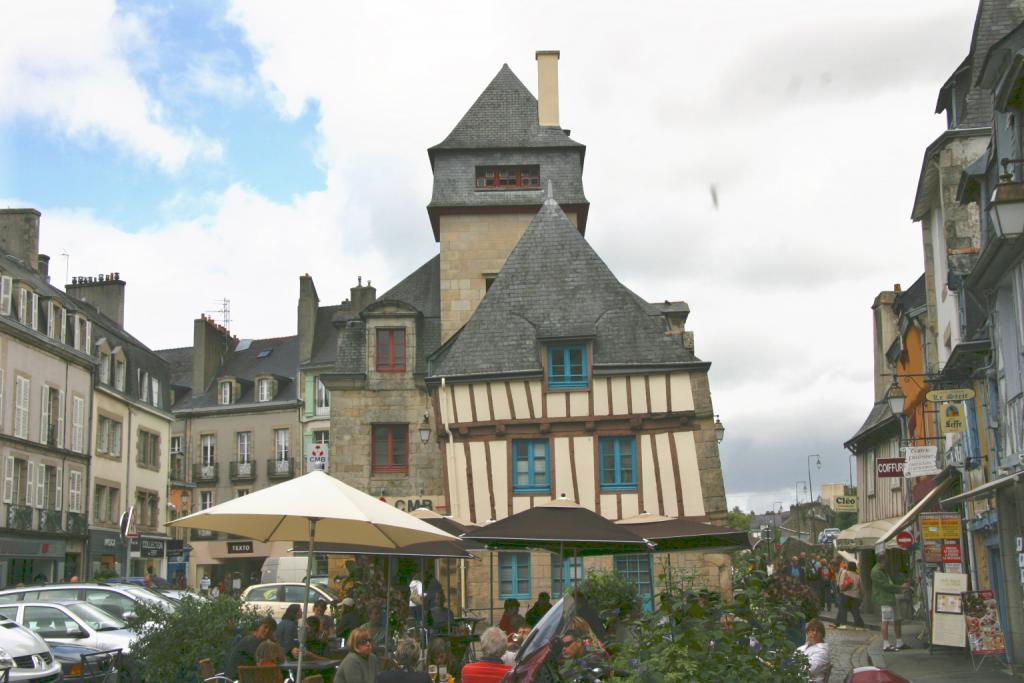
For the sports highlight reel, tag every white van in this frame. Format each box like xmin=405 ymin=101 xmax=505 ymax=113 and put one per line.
xmin=260 ymin=556 xmax=311 ymax=584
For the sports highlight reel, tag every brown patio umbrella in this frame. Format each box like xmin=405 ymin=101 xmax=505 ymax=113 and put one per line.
xmin=616 ymin=513 xmax=750 ymax=551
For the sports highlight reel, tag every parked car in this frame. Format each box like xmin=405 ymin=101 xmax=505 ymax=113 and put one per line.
xmin=0 ymin=616 xmax=62 ymax=682
xmin=0 ymin=601 xmax=136 ymax=656
xmin=240 ymin=582 xmax=337 ymax=618
xmin=818 ymin=527 xmax=841 ymax=545
xmin=0 ymin=583 xmax=176 ymax=621
xmin=46 ymin=642 xmax=119 ymax=683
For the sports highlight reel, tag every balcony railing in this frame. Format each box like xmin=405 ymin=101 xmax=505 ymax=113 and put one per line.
xmin=315 ymin=404 xmax=330 ymax=417
xmin=267 ymin=458 xmax=293 ymax=479
xmin=230 ymin=460 xmax=256 ymax=482
xmin=1004 ymin=394 xmax=1024 ymax=467
xmin=38 ymin=509 xmax=62 ymax=533
xmin=193 ymin=462 xmax=219 ymax=484
xmin=7 ymin=504 xmax=33 ymax=530
xmin=66 ymin=512 xmax=88 ymax=535
xmin=170 ymin=455 xmax=187 ymax=482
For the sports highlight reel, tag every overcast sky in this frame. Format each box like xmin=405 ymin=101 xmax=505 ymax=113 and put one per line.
xmin=1 ymin=1 xmax=983 ymax=513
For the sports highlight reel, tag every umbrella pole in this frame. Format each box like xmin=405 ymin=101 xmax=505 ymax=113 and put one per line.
xmin=489 ymin=551 xmax=494 ymax=626
xmin=385 ymin=556 xmax=392 ymax=654
xmin=296 ymin=517 xmax=319 ymax=683
xmin=647 ymin=550 xmax=656 ymax=612
xmin=420 ymin=556 xmax=426 ymax=651
xmin=446 ymin=557 xmax=451 ymax=635
xmin=573 ymin=548 xmax=579 ymax=589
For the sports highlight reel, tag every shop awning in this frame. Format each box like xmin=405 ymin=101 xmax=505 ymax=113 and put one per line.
xmin=879 ymin=476 xmax=957 ymax=544
xmin=835 ymin=518 xmax=900 ymax=551
xmin=941 ymin=470 xmax=1024 ymax=506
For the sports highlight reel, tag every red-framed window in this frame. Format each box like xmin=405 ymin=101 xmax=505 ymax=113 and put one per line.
xmin=475 ymin=165 xmax=541 ymax=190
xmin=372 ymin=424 xmax=408 ymax=473
xmin=376 ymin=329 xmax=406 ymax=372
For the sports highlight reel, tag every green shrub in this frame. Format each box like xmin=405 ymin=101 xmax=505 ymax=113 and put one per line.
xmin=127 ymin=594 xmax=262 ymax=681
xmin=578 ymin=569 xmax=641 ymax=616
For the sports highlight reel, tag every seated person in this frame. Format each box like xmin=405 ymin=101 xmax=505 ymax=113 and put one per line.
xmin=503 ymin=625 xmax=531 ymax=666
xmin=525 ymin=593 xmax=552 ymax=627
xmin=796 ymin=619 xmax=831 ymax=683
xmin=226 ymin=616 xmax=277 ymax=678
xmin=376 ymin=639 xmax=431 ymax=683
xmin=460 ymin=627 xmax=511 ymax=683
xmin=255 ymin=640 xmax=286 ymax=667
xmin=338 ymin=597 xmax=362 ymax=643
xmin=428 ymin=593 xmax=453 ymax=634
xmin=313 ymin=599 xmax=337 ymax=640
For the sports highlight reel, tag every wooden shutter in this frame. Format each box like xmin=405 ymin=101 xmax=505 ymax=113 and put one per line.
xmin=85 ymin=321 xmax=91 ymax=354
xmin=55 ymin=466 xmax=62 ymax=511
xmin=25 ymin=461 xmax=34 ymax=507
xmin=72 ymin=397 xmax=83 ymax=453
xmin=0 ymin=276 xmax=11 ymax=315
xmin=56 ymin=391 xmax=65 ymax=449
xmin=46 ymin=302 xmax=54 ymax=337
xmin=60 ymin=309 xmax=67 ymax=344
xmin=37 ymin=465 xmax=46 ymax=509
xmin=39 ymin=385 xmax=49 ymax=445
xmin=70 ymin=471 xmax=81 ymax=512
xmin=18 ymin=288 xmax=26 ymax=323
xmin=2 ymin=455 xmax=12 ymax=503
xmin=30 ymin=292 xmax=38 ymax=330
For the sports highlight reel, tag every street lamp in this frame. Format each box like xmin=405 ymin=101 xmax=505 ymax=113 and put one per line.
xmin=418 ymin=413 xmax=432 ymax=444
xmin=807 ymin=454 xmax=822 ymax=504
xmin=713 ymin=415 xmax=725 ymax=444
xmin=886 ymin=377 xmax=906 ymax=416
xmin=988 ymin=160 xmax=1024 ymax=238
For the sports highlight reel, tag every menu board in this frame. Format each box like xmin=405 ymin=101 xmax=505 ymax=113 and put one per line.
xmin=931 ymin=572 xmax=968 ymax=648
xmin=962 ymin=591 xmax=1006 ymax=655
xmin=920 ymin=513 xmax=963 ymax=574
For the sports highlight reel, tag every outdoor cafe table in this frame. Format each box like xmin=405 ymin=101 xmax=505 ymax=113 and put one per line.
xmin=281 ymin=658 xmax=342 ymax=678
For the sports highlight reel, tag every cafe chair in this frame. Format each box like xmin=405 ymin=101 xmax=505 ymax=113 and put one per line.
xmin=238 ymin=664 xmax=285 ymax=683
xmin=197 ymin=657 xmax=234 ymax=682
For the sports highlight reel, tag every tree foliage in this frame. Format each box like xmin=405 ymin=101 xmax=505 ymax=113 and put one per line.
xmin=725 ymin=506 xmax=753 ymax=532
xmin=127 ymin=594 xmax=261 ymax=681
xmin=578 ymin=569 xmax=641 ymax=616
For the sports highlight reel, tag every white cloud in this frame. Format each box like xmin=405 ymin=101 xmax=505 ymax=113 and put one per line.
xmin=0 ymin=1 xmax=221 ymax=172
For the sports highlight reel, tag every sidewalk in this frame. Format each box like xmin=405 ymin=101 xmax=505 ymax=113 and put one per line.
xmin=824 ymin=622 xmax=873 ymax=682
xmin=868 ymin=622 xmax=1018 ymax=682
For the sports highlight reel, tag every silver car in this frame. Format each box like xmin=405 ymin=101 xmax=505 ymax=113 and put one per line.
xmin=0 ymin=617 xmax=62 ymax=682
xmin=0 ymin=601 xmax=136 ymax=656
xmin=0 ymin=583 xmax=175 ymax=621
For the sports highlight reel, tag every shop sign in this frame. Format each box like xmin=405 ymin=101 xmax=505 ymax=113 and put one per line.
xmin=130 ymin=539 xmax=164 ymax=558
xmin=942 ymin=541 xmax=963 ymax=563
xmin=103 ymin=537 xmax=118 ymax=548
xmin=227 ymin=541 xmax=254 ymax=554
xmin=834 ymin=495 xmax=858 ymax=512
xmin=876 ymin=458 xmax=905 ymax=478
xmin=941 ymin=403 xmax=967 ymax=434
xmin=306 ymin=442 xmax=328 ymax=472
xmin=926 ymin=388 xmax=975 ymax=402
xmin=931 ymin=572 xmax=968 ymax=648
xmin=381 ymin=496 xmax=445 ymax=512
xmin=902 ymin=446 xmax=940 ymax=478
xmin=896 ymin=531 xmax=914 ymax=549
xmin=944 ymin=440 xmax=968 ymax=469
xmin=0 ymin=538 xmax=65 ymax=558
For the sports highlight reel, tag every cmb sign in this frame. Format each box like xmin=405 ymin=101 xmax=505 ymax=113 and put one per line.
xmin=877 ymin=458 xmax=905 ymax=478
xmin=306 ymin=442 xmax=328 ymax=472
xmin=834 ymin=495 xmax=858 ymax=512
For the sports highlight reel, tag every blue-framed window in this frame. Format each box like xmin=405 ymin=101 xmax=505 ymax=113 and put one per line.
xmin=499 ymin=551 xmax=531 ymax=599
xmin=599 ymin=436 xmax=637 ymax=490
xmin=547 ymin=345 xmax=588 ymax=389
xmin=551 ymin=555 xmax=584 ymax=598
xmin=614 ymin=554 xmax=654 ymax=612
xmin=512 ymin=439 xmax=550 ymax=493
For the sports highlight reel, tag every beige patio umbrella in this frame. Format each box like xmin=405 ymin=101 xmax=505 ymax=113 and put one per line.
xmin=167 ymin=470 xmax=457 ymax=680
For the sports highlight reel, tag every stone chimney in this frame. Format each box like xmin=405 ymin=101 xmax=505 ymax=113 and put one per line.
xmin=872 ymin=289 xmax=899 ymax=402
xmin=350 ymin=276 xmax=376 ymax=314
xmin=536 ymin=50 xmax=560 ymax=127
xmin=66 ymin=273 xmax=126 ymax=326
xmin=298 ymin=273 xmax=320 ymax=364
xmin=37 ymin=254 xmax=50 ymax=282
xmin=192 ymin=315 xmax=235 ymax=394
xmin=0 ymin=209 xmax=41 ymax=272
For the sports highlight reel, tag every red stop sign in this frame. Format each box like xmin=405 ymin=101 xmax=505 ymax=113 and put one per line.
xmin=896 ymin=531 xmax=914 ymax=549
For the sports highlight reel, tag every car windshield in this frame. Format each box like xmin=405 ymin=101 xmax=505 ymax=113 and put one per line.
xmin=66 ymin=602 xmax=126 ymax=631
xmin=120 ymin=585 xmax=177 ymax=612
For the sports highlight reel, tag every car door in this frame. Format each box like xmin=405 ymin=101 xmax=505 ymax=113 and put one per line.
xmin=22 ymin=605 xmax=95 ymax=648
xmin=83 ymin=589 xmax=137 ymax=621
xmin=244 ymin=584 xmax=285 ymax=618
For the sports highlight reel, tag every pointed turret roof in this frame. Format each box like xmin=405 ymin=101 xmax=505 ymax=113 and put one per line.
xmin=428 ymin=197 xmax=701 ymax=379
xmin=429 ymin=64 xmax=583 ymax=162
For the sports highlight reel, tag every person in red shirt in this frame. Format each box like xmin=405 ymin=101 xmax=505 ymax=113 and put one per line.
xmin=460 ymin=627 xmax=511 ymax=683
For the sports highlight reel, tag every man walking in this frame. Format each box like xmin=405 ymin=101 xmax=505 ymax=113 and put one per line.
xmin=870 ymin=550 xmax=909 ymax=651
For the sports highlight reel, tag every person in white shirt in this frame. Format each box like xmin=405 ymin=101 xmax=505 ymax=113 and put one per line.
xmin=796 ymin=618 xmax=831 ymax=683
xmin=409 ymin=574 xmax=424 ymax=621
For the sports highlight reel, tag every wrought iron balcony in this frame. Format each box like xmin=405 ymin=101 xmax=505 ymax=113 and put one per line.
xmin=66 ymin=512 xmax=88 ymax=536
xmin=7 ymin=504 xmax=33 ymax=530
xmin=267 ymin=458 xmax=293 ymax=480
xmin=230 ymin=460 xmax=256 ymax=482
xmin=193 ymin=462 xmax=219 ymax=484
xmin=38 ymin=509 xmax=62 ymax=533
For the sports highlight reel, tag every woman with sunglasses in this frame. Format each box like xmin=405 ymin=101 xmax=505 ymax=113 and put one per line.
xmin=334 ymin=627 xmax=379 ymax=683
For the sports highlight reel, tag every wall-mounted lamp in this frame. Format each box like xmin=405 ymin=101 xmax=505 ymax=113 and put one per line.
xmin=989 ymin=159 xmax=1024 ymax=238
xmin=713 ymin=415 xmax=725 ymax=444
xmin=885 ymin=377 xmax=906 ymax=416
xmin=418 ymin=413 xmax=432 ymax=444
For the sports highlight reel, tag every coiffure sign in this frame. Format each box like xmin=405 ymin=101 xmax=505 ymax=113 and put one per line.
xmin=876 ymin=458 xmax=905 ymax=478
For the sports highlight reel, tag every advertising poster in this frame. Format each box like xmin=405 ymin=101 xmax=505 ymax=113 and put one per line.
xmin=962 ymin=591 xmax=1006 ymax=655
xmin=920 ymin=512 xmax=963 ymax=573
xmin=931 ymin=572 xmax=968 ymax=648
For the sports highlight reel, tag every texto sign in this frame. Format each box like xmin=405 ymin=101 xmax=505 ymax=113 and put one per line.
xmin=877 ymin=458 xmax=906 ymax=478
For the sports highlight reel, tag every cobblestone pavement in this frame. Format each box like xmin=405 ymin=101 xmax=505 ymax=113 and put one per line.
xmin=825 ymin=623 xmax=874 ymax=682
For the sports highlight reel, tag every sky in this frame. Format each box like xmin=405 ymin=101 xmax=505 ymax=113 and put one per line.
xmin=0 ymin=0 xmax=983 ymax=514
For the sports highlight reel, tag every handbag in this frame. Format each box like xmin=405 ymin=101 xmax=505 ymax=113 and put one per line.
xmin=840 ymin=571 xmax=854 ymax=592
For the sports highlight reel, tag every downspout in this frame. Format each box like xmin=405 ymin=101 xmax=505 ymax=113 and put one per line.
xmin=441 ymin=377 xmax=465 ymax=614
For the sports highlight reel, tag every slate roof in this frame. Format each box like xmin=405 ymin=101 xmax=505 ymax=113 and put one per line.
xmin=894 ymin=274 xmax=926 ymax=314
xmin=844 ymin=400 xmax=898 ymax=450
xmin=428 ymin=197 xmax=701 ymax=379
xmin=429 ymin=65 xmax=584 ymax=160
xmin=308 ymin=303 xmax=353 ymax=367
xmin=157 ymin=335 xmax=298 ymax=412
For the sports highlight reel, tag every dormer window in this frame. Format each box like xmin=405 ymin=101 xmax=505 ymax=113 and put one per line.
xmin=219 ymin=381 xmax=233 ymax=405
xmin=72 ymin=314 xmax=91 ymax=353
xmin=113 ymin=355 xmax=126 ymax=391
xmin=257 ymin=378 xmax=273 ymax=402
xmin=99 ymin=352 xmax=111 ymax=385
xmin=475 ymin=165 xmax=540 ymax=190
xmin=0 ymin=275 xmax=11 ymax=316
xmin=546 ymin=344 xmax=588 ymax=389
xmin=46 ymin=301 xmax=65 ymax=341
xmin=18 ymin=287 xmax=38 ymax=330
